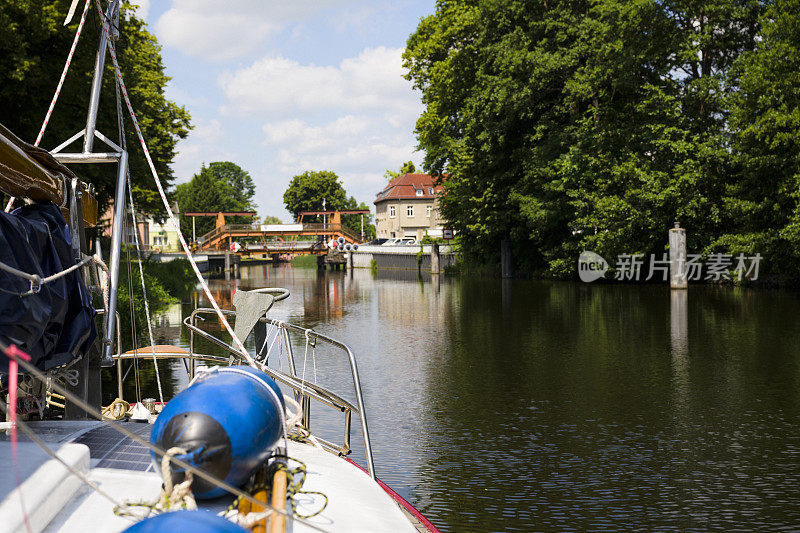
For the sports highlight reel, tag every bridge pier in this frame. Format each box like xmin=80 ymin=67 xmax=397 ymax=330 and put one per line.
xmin=224 ymin=251 xmax=231 ymax=281
xmin=317 ymin=254 xmax=325 ymax=270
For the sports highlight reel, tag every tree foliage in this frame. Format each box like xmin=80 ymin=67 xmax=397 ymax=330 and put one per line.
xmin=175 ymin=161 xmax=256 ymax=237
xmin=283 ymin=170 xmax=348 ymax=220
xmin=404 ymin=0 xmax=800 ymax=279
xmin=282 ymin=170 xmax=375 ymax=239
xmin=384 ymin=160 xmax=416 ymax=181
xmin=0 ymin=0 xmax=191 ymax=215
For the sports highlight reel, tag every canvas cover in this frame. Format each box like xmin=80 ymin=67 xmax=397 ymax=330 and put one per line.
xmin=0 ymin=203 xmax=96 ymax=372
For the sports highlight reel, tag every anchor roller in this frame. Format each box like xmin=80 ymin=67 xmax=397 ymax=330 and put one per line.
xmin=150 ymin=366 xmax=285 ymax=499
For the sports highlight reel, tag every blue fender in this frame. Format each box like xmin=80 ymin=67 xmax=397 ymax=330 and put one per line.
xmin=151 ymin=366 xmax=285 ymax=498
xmin=123 ymin=510 xmax=248 ymax=532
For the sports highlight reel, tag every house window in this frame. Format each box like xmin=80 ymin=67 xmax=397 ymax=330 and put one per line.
xmin=426 ymin=205 xmax=432 ymax=217
xmin=153 ymin=236 xmax=168 ymax=247
xmin=407 ymin=205 xmax=414 ymax=217
xmin=415 ymin=189 xmax=423 ymax=196
xmin=389 ymin=205 xmax=396 ymax=218
xmin=428 ymin=187 xmax=434 ymax=195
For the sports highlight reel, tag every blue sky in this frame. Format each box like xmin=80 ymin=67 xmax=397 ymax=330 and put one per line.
xmin=134 ymin=0 xmax=433 ymax=222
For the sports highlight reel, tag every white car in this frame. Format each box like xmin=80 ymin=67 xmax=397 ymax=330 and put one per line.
xmin=381 ymin=237 xmax=416 ymax=246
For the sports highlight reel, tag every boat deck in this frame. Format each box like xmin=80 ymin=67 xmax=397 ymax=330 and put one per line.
xmin=0 ymin=421 xmax=417 ymax=533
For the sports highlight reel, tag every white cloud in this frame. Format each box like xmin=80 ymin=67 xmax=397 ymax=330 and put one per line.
xmin=155 ymin=0 xmax=354 ymax=61
xmin=170 ymin=118 xmax=228 ymax=182
xmin=219 ymin=47 xmax=420 ymax=118
xmin=130 ymin=0 xmax=150 ymax=20
xmin=261 ymin=115 xmax=420 ymax=207
xmin=263 ymin=115 xmax=370 ymax=151
xmin=221 ymin=46 xmax=425 ymax=213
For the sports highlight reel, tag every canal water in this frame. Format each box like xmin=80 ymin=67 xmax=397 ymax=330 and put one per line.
xmin=127 ymin=264 xmax=800 ymax=532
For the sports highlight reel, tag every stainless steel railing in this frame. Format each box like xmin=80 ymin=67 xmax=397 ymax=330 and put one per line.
xmin=181 ymin=308 xmax=376 ymax=479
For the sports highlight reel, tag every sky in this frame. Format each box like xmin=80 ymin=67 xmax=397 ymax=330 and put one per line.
xmin=133 ymin=0 xmax=433 ymax=222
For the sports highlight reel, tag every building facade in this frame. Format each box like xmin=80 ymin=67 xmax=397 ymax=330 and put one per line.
xmin=99 ymin=202 xmax=181 ymax=252
xmin=374 ymin=173 xmax=445 ymax=240
xmin=145 ymin=217 xmax=180 ymax=251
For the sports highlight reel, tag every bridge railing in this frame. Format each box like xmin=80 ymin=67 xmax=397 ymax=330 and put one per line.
xmin=300 ymin=223 xmax=362 ymax=242
xmin=197 ymin=222 xmax=363 ymax=248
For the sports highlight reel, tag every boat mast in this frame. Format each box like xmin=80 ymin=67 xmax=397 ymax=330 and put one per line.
xmin=51 ymin=0 xmax=126 ymax=367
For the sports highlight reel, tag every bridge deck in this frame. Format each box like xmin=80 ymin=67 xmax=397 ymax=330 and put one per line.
xmin=198 ymin=222 xmax=362 ymax=251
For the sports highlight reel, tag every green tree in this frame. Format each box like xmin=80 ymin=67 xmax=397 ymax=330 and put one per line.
xmin=717 ymin=0 xmax=800 ymax=279
xmin=262 ymin=215 xmax=282 ymax=225
xmin=384 ymin=160 xmax=416 ymax=181
xmin=341 ymin=196 xmax=375 ymax=240
xmin=175 ymin=162 xmax=256 ymax=237
xmin=0 ymin=0 xmax=191 ymax=215
xmin=283 ymin=170 xmax=347 ymax=220
xmin=404 ymin=0 xmax=763 ymax=277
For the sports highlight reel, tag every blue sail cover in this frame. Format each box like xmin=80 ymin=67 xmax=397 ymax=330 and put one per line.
xmin=0 ymin=203 xmax=96 ymax=372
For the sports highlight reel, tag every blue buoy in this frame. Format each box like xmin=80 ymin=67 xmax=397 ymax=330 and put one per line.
xmin=123 ymin=510 xmax=248 ymax=532
xmin=151 ymin=366 xmax=285 ymax=499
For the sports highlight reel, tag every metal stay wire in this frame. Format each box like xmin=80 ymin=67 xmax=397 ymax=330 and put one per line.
xmin=93 ymin=0 xmax=290 ymax=454
xmin=91 ymin=0 xmax=255 ymax=369
xmin=0 ymin=340 xmax=332 ymax=533
xmin=114 ymin=73 xmax=163 ymax=405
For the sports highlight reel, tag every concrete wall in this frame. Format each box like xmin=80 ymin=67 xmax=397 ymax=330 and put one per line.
xmin=349 ymin=244 xmax=458 ymax=271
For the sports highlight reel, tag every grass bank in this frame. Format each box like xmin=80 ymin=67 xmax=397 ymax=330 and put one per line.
xmin=290 ymin=255 xmax=318 ymax=268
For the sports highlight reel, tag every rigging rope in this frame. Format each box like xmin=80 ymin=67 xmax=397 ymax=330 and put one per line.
xmin=91 ymin=0 xmax=258 ymax=373
xmin=122 ymin=200 xmax=142 ymax=403
xmin=0 ymin=255 xmax=94 ymax=296
xmin=124 ymin=178 xmax=163 ymax=404
xmin=34 ymin=0 xmax=92 ymax=147
xmin=2 ymin=0 xmax=91 ymax=212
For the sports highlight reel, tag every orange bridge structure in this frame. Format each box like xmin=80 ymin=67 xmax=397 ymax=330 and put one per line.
xmin=193 ymin=209 xmax=370 ymax=254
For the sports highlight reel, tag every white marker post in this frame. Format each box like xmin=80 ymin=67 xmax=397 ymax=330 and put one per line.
xmin=669 ymin=222 xmax=688 ymax=289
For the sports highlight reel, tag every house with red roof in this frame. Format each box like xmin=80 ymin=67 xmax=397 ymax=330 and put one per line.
xmin=374 ymin=173 xmax=445 ymax=240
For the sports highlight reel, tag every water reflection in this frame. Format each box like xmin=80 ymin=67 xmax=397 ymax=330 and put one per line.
xmin=107 ymin=267 xmax=800 ymax=532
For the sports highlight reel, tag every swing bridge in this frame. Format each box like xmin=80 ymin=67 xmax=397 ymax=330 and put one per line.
xmin=187 ymin=210 xmax=369 ymax=254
